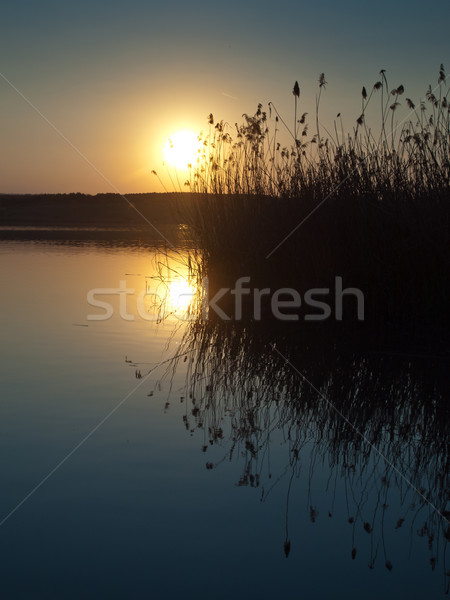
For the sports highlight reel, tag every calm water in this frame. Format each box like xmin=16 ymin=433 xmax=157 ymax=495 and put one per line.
xmin=0 ymin=239 xmax=447 ymax=599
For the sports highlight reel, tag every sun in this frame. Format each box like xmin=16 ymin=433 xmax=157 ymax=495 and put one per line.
xmin=163 ymin=130 xmax=200 ymax=170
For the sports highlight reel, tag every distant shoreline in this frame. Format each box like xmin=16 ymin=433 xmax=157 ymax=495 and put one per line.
xmin=0 ymin=192 xmax=196 ymax=228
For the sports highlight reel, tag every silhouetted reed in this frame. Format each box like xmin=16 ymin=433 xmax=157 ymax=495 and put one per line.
xmin=186 ymin=67 xmax=449 ymax=200
xmin=151 ymin=67 xmax=450 ymax=588
xmin=171 ymin=66 xmax=450 ymax=348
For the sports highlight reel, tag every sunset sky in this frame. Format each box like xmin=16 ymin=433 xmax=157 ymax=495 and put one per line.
xmin=0 ymin=0 xmax=448 ymax=194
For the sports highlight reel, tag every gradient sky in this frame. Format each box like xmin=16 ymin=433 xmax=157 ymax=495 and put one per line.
xmin=0 ymin=0 xmax=448 ymax=194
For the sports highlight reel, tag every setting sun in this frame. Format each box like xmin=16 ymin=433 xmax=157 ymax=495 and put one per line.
xmin=163 ymin=130 xmax=201 ymax=170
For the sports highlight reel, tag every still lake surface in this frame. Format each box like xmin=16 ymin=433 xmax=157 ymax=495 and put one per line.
xmin=0 ymin=237 xmax=447 ymax=599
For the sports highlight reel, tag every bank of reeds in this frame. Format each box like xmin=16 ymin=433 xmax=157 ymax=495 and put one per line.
xmin=174 ymin=67 xmax=450 ymax=347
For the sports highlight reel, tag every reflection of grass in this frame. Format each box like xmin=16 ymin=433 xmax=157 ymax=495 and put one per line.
xmin=164 ymin=317 xmax=449 ymax=584
xmin=174 ymin=67 xmax=450 ymax=346
xmin=146 ymin=251 xmax=201 ymax=323
xmin=152 ymin=67 xmax=449 ymax=587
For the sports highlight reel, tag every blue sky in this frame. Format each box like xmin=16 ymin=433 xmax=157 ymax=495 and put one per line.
xmin=0 ymin=0 xmax=448 ymax=193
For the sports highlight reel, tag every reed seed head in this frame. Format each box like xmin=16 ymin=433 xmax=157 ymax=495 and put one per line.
xmin=319 ymin=73 xmax=327 ymax=88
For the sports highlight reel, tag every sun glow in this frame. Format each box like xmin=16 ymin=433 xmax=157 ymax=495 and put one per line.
xmin=163 ymin=130 xmax=201 ymax=170
xmin=166 ymin=277 xmax=196 ymax=314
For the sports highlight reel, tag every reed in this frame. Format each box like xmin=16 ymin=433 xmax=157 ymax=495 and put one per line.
xmin=186 ymin=67 xmax=449 ymax=199
xmin=173 ymin=66 xmax=450 ymax=347
xmin=152 ymin=69 xmax=450 ymax=578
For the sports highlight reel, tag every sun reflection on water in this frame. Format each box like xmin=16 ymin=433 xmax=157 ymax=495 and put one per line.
xmin=145 ymin=252 xmax=200 ymax=322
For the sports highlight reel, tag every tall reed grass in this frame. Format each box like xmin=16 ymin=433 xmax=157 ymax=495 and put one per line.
xmin=151 ymin=67 xmax=450 ymax=578
xmin=187 ymin=67 xmax=449 ymax=198
xmin=172 ymin=67 xmax=450 ymax=346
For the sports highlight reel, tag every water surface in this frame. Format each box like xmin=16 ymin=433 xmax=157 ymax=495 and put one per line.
xmin=0 ymin=239 xmax=447 ymax=599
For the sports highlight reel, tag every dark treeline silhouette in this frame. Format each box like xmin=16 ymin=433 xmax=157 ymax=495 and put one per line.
xmin=0 ymin=192 xmax=202 ymax=228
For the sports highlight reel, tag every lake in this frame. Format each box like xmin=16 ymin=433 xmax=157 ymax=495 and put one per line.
xmin=0 ymin=237 xmax=448 ymax=599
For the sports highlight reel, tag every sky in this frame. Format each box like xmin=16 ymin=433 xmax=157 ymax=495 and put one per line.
xmin=0 ymin=0 xmax=448 ymax=194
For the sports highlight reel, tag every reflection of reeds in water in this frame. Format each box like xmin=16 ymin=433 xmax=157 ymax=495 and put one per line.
xmin=168 ymin=66 xmax=450 ymax=347
xmin=151 ymin=67 xmax=449 ymax=589
xmin=144 ymin=250 xmax=204 ymax=323
xmin=160 ymin=313 xmax=449 ymax=587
